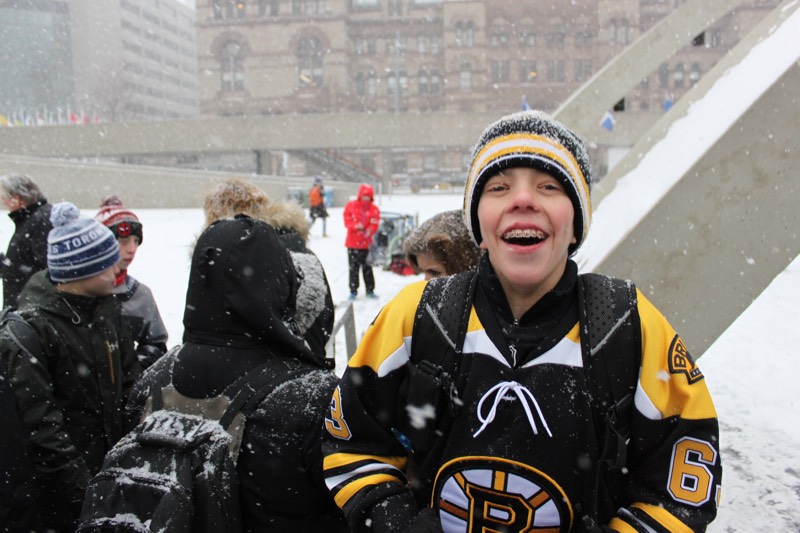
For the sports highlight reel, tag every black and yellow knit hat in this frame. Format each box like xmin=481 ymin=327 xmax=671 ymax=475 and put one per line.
xmin=463 ymin=110 xmax=593 ymax=255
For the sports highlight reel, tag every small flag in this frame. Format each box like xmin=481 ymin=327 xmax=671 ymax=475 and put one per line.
xmin=521 ymin=95 xmax=531 ymax=111
xmin=662 ymin=97 xmax=673 ymax=112
xmin=600 ymin=110 xmax=615 ymax=131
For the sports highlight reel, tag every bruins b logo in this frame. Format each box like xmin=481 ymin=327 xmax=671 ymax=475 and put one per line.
xmin=668 ymin=334 xmax=704 ymax=384
xmin=433 ymin=457 xmax=572 ymax=532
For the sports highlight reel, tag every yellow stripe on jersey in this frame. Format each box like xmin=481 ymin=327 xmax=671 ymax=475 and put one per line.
xmin=607 ymin=517 xmax=638 ymax=533
xmin=323 ymin=453 xmax=407 ymax=471
xmin=631 ymin=502 xmax=693 ymax=533
xmin=333 ymin=473 xmax=404 ymax=508
xmin=635 ymin=291 xmax=717 ymax=420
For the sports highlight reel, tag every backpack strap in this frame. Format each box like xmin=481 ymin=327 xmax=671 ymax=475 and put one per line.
xmin=577 ymin=273 xmax=641 ymax=525
xmin=577 ymin=273 xmax=641 ymax=469
xmin=0 ymin=308 xmax=42 ymax=362
xmin=218 ymin=358 xmax=308 ymax=428
xmin=401 ymin=271 xmax=476 ymax=493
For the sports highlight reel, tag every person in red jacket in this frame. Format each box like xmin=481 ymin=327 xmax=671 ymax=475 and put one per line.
xmin=343 ymin=184 xmax=380 ymax=300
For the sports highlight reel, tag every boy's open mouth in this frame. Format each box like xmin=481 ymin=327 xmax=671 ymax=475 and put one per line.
xmin=502 ymin=228 xmax=546 ymax=246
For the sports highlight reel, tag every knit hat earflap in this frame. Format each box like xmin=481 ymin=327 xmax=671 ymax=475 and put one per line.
xmin=96 ymin=195 xmax=143 ymax=244
xmin=48 ymin=202 xmax=120 ymax=283
xmin=463 ymin=110 xmax=593 ymax=255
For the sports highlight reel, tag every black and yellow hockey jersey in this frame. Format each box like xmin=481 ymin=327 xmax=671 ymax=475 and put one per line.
xmin=322 ymin=262 xmax=721 ymax=532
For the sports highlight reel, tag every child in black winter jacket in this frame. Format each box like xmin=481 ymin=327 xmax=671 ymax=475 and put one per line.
xmin=126 ymin=216 xmax=347 ymax=531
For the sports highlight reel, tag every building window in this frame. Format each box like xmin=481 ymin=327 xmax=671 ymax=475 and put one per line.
xmin=456 ymin=21 xmax=474 ymax=48
xmin=417 ymin=34 xmax=427 ymax=53
xmin=391 ymin=154 xmax=407 ymax=175
xmin=574 ymin=59 xmax=592 ymax=82
xmin=546 ymin=32 xmax=565 ymax=49
xmin=220 ymin=41 xmax=245 ymax=91
xmin=387 ymin=70 xmax=408 ymax=95
xmin=519 ymin=31 xmax=535 ymax=47
xmin=519 ymin=60 xmax=538 ymax=83
xmin=355 ymin=73 xmax=366 ymax=96
xmin=546 ymin=59 xmax=565 ymax=83
xmin=430 ymin=70 xmax=440 ymax=94
xmin=389 ymin=0 xmax=402 ymax=16
xmin=459 ymin=62 xmax=472 ymax=91
xmin=609 ymin=18 xmax=629 ymax=46
xmin=658 ymin=62 xmax=669 ymax=89
xmin=258 ymin=0 xmax=279 ymax=15
xmin=692 ymin=32 xmax=705 ymax=46
xmin=366 ymin=72 xmax=377 ymax=98
xmin=235 ymin=1 xmax=246 ymax=17
xmin=293 ymin=0 xmax=325 ymax=15
xmin=690 ymin=62 xmax=701 ymax=85
xmin=673 ymin=62 xmax=685 ymax=88
xmin=298 ymin=37 xmax=324 ymax=87
xmin=491 ymin=60 xmax=509 ymax=83
xmin=490 ymin=33 xmax=509 ymax=47
xmin=418 ymin=69 xmax=428 ymax=94
xmin=575 ymin=31 xmax=592 ymax=47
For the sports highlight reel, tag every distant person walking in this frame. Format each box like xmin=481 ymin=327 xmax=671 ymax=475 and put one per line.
xmin=96 ymin=196 xmax=169 ymax=370
xmin=308 ymin=176 xmax=329 ymax=237
xmin=0 ymin=174 xmax=53 ymax=308
xmin=343 ymin=183 xmax=380 ymax=300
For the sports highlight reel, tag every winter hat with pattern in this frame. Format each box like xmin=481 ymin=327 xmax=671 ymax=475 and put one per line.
xmin=48 ymin=202 xmax=120 ymax=283
xmin=96 ymin=195 xmax=143 ymax=244
xmin=463 ymin=110 xmax=593 ymax=255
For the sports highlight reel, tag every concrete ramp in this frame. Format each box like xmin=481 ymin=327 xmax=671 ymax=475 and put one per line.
xmin=576 ymin=0 xmax=800 ymax=356
xmin=0 ymin=154 xmax=360 ymax=208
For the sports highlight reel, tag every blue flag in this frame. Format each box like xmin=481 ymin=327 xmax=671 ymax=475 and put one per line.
xmin=521 ymin=95 xmax=531 ymax=111
xmin=600 ymin=111 xmax=615 ymax=131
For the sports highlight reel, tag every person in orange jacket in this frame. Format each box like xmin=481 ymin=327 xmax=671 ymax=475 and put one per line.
xmin=342 ymin=184 xmax=380 ymax=300
xmin=308 ymin=176 xmax=329 ymax=237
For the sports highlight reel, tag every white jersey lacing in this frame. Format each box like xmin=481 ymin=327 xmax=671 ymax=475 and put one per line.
xmin=473 ymin=381 xmax=553 ymax=438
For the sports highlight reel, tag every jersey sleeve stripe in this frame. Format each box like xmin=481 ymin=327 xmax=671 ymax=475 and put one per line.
xmin=630 ymin=502 xmax=692 ymax=532
xmin=323 ymin=452 xmax=407 ymax=471
xmin=331 ymin=473 xmax=405 ymax=508
xmin=606 ymin=517 xmax=639 ymax=532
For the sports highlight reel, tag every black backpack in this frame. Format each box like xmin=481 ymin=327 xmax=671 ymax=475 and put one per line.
xmin=0 ymin=307 xmax=42 ymax=360
xmin=77 ymin=354 xmax=305 ymax=533
xmin=399 ymin=270 xmax=641 ymax=525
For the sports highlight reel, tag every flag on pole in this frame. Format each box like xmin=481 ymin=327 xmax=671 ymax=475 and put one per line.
xmin=600 ymin=110 xmax=616 ymax=131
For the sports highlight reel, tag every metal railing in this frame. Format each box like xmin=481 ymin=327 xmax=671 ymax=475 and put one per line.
xmin=325 ymin=300 xmax=358 ymax=363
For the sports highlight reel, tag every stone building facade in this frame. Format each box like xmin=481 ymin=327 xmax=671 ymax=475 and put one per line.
xmin=195 ymin=0 xmax=778 ymax=184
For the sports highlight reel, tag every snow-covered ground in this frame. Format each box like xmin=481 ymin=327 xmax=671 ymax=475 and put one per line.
xmin=3 ymin=190 xmax=798 ymax=530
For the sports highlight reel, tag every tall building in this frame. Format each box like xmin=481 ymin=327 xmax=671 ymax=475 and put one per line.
xmin=0 ymin=0 xmax=199 ymax=123
xmin=195 ymin=0 xmax=779 ymax=184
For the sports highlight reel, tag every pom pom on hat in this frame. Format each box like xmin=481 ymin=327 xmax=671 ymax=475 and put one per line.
xmin=50 ymin=201 xmax=82 ymax=228
xmin=96 ymin=196 xmax=143 ymax=244
xmin=48 ymin=202 xmax=120 ymax=283
xmin=463 ymin=110 xmax=593 ymax=255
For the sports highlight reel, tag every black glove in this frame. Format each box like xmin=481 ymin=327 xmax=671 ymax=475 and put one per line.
xmin=365 ymin=490 xmax=418 ymax=532
xmin=403 ymin=507 xmax=442 ymax=533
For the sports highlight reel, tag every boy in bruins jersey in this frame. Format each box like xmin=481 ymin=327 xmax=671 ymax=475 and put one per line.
xmin=321 ymin=111 xmax=721 ymax=532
